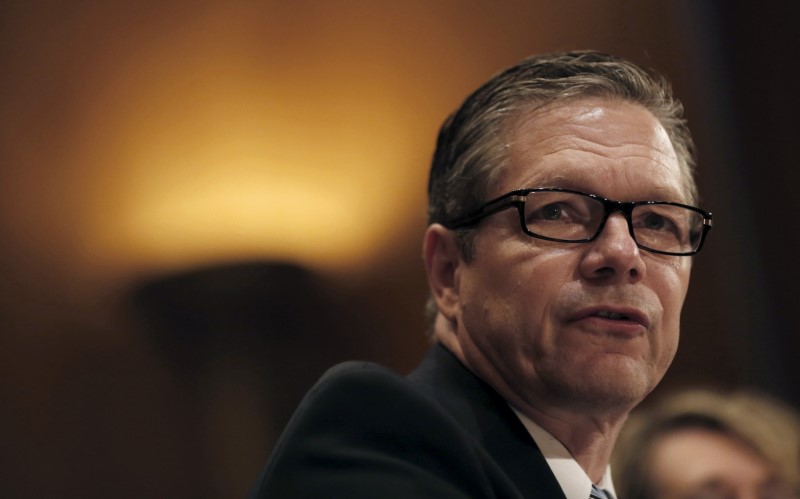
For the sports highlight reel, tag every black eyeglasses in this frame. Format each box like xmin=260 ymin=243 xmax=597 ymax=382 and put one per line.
xmin=446 ymin=188 xmax=713 ymax=256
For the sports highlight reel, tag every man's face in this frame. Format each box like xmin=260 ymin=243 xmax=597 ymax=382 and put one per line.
xmin=452 ymin=98 xmax=692 ymax=414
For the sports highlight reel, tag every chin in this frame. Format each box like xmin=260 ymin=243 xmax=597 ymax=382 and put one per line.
xmin=551 ymin=361 xmax=657 ymax=412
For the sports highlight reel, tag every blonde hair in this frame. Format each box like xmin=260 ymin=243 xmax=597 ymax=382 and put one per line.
xmin=613 ymin=388 xmax=800 ymax=498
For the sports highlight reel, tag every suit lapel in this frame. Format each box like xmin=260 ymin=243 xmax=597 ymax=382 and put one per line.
xmin=408 ymin=344 xmax=566 ymax=499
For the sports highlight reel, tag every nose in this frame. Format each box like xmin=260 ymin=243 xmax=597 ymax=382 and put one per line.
xmin=579 ymin=212 xmax=645 ymax=283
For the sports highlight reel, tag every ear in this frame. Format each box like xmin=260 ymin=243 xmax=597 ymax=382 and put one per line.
xmin=423 ymin=224 xmax=464 ymax=321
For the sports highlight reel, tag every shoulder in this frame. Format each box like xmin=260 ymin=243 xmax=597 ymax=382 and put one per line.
xmin=280 ymin=360 xmax=430 ymax=428
xmin=275 ymin=360 xmax=463 ymax=457
xmin=251 ymin=360 xmax=519 ymax=498
xmin=308 ymin=360 xmax=416 ymax=404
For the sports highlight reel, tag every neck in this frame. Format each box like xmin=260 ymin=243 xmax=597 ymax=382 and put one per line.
xmin=435 ymin=330 xmax=631 ymax=483
xmin=519 ymin=406 xmax=626 ymax=483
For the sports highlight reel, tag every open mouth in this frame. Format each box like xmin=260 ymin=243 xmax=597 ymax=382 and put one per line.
xmin=571 ymin=306 xmax=650 ymax=330
xmin=595 ymin=310 xmax=631 ymax=321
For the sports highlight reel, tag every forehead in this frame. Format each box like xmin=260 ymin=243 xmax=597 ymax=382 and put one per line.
xmin=498 ymin=98 xmax=686 ymax=201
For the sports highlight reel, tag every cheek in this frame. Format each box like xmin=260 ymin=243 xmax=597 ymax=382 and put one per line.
xmin=460 ymin=248 xmax=575 ymax=343
xmin=651 ymin=260 xmax=691 ymax=361
xmin=659 ymin=260 xmax=692 ymax=324
xmin=506 ymin=249 xmax=577 ymax=311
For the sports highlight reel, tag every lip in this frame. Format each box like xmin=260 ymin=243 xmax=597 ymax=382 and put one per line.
xmin=568 ymin=305 xmax=651 ymax=334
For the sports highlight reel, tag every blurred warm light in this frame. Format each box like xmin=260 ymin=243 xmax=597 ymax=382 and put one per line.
xmin=2 ymin=1 xmax=620 ymax=282
xmin=67 ymin=3 xmax=435 ymax=275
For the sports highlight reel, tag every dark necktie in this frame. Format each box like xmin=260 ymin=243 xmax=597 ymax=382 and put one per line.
xmin=590 ymin=484 xmax=612 ymax=499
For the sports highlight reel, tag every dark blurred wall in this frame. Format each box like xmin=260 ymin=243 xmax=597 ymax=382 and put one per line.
xmin=654 ymin=0 xmax=800 ymax=405
xmin=714 ymin=1 xmax=800 ymax=401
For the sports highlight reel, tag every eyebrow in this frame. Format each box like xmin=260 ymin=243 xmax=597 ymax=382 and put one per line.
xmin=518 ymin=174 xmax=685 ymax=202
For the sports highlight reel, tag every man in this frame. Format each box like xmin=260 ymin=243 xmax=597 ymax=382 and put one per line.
xmin=613 ymin=388 xmax=800 ymax=499
xmin=249 ymin=50 xmax=713 ymax=498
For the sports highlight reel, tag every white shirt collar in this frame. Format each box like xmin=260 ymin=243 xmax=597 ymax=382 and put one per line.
xmin=510 ymin=406 xmax=616 ymax=499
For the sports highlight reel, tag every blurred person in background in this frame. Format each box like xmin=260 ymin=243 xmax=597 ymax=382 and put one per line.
xmin=613 ymin=387 xmax=800 ymax=499
xmin=249 ymin=50 xmax=713 ymax=498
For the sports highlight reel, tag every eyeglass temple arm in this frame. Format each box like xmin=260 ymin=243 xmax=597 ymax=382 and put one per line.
xmin=447 ymin=194 xmax=527 ymax=229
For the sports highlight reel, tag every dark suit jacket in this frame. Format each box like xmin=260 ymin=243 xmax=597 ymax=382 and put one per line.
xmin=249 ymin=343 xmax=566 ymax=498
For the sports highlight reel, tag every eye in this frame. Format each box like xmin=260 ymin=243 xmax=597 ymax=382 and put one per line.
xmin=528 ymin=201 xmax=588 ymax=224
xmin=522 ymin=191 xmax=603 ymax=241
xmin=524 ymin=191 xmax=598 ymax=228
xmin=642 ymin=212 xmax=668 ymax=230
xmin=633 ymin=207 xmax=681 ymax=234
xmin=538 ymin=203 xmax=566 ymax=221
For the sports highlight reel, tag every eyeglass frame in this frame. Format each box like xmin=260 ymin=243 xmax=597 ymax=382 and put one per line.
xmin=445 ymin=187 xmax=713 ymax=256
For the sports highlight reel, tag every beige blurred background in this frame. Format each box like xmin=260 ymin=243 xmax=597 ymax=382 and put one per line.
xmin=1 ymin=1 xmax=797 ymax=497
